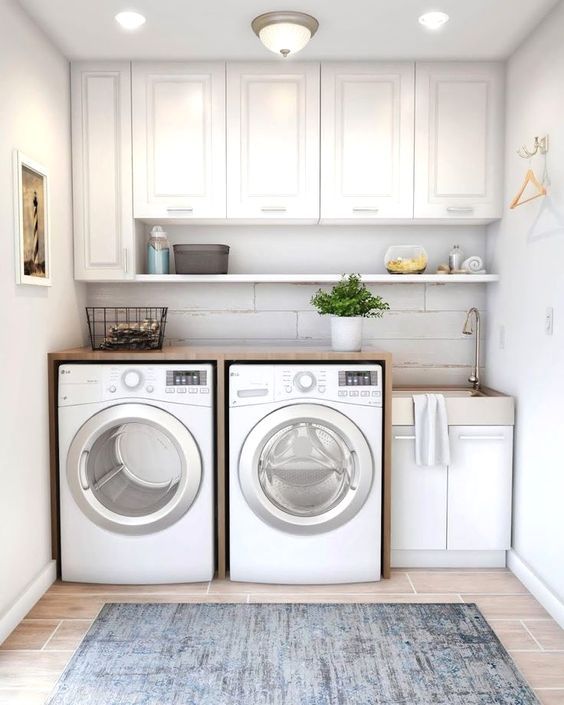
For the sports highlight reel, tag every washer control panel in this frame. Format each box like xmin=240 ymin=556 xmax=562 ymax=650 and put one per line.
xmin=229 ymin=364 xmax=382 ymax=407
xmin=59 ymin=364 xmax=213 ymax=407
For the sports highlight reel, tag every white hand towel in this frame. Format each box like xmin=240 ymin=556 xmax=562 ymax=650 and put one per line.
xmin=462 ymin=256 xmax=485 ymax=273
xmin=413 ymin=394 xmax=450 ymax=466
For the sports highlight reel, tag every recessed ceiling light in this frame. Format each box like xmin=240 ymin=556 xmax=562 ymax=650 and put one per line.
xmin=115 ymin=11 xmax=146 ymax=31
xmin=418 ymin=11 xmax=450 ymax=30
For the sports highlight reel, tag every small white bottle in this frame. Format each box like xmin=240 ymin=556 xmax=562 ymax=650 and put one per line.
xmin=448 ymin=245 xmax=464 ymax=272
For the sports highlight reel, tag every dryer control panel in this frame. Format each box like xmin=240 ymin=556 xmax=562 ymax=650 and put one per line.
xmin=59 ymin=364 xmax=213 ymax=407
xmin=229 ymin=364 xmax=383 ymax=407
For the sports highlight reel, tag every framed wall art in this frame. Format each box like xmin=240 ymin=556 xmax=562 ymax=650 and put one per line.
xmin=13 ymin=150 xmax=51 ymax=286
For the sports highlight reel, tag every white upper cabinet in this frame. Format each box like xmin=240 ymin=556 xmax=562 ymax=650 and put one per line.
xmin=132 ymin=62 xmax=226 ymax=220
xmin=71 ymin=62 xmax=134 ymax=280
xmin=414 ymin=62 xmax=504 ymax=221
xmin=321 ymin=63 xmax=415 ymax=221
xmin=227 ymin=63 xmax=320 ymax=222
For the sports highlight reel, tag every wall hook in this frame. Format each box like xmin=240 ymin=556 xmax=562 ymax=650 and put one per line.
xmin=517 ymin=135 xmax=549 ymax=159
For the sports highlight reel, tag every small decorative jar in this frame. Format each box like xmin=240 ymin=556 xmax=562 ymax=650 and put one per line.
xmin=384 ymin=245 xmax=428 ymax=274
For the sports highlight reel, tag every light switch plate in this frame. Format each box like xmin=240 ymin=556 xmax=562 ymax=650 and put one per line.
xmin=545 ymin=307 xmax=554 ymax=336
xmin=499 ymin=324 xmax=506 ymax=349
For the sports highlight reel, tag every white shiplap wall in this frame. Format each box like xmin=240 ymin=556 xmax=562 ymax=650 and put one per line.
xmin=87 ymin=281 xmax=486 ymax=385
xmin=88 ymin=223 xmax=488 ymax=385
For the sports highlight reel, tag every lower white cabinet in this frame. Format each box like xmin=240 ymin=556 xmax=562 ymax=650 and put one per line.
xmin=391 ymin=430 xmax=447 ymax=550
xmin=392 ymin=425 xmax=513 ymax=553
xmin=447 ymin=426 xmax=513 ymax=551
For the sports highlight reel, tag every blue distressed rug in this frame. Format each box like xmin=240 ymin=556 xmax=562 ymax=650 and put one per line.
xmin=46 ymin=602 xmax=539 ymax=704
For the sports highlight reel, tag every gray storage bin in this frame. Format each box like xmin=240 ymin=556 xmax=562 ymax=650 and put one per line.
xmin=173 ymin=244 xmax=230 ymax=274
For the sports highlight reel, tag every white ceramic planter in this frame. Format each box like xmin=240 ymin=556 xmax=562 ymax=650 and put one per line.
xmin=330 ymin=316 xmax=363 ymax=352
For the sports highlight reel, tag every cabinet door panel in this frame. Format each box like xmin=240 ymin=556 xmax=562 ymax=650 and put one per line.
xmin=321 ymin=63 xmax=414 ymax=220
xmin=391 ymin=427 xmax=447 ymax=550
xmin=132 ymin=62 xmax=226 ymax=219
xmin=447 ymin=426 xmax=513 ymax=550
xmin=71 ymin=62 xmax=133 ymax=280
xmin=227 ymin=63 xmax=320 ymax=221
xmin=415 ymin=62 xmax=504 ymax=220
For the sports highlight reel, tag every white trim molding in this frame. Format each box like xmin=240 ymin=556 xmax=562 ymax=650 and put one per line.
xmin=391 ymin=549 xmax=507 ymax=569
xmin=508 ymin=549 xmax=564 ymax=628
xmin=0 ymin=560 xmax=56 ymax=644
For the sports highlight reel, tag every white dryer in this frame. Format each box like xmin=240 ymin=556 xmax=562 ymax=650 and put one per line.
xmin=229 ymin=364 xmax=383 ymax=584
xmin=58 ymin=364 xmax=214 ymax=584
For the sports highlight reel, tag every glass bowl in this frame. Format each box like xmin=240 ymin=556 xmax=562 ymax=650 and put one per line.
xmin=385 ymin=245 xmax=428 ymax=274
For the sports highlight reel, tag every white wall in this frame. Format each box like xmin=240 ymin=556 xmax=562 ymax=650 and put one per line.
xmin=89 ymin=223 xmax=488 ymax=386
xmin=0 ymin=0 xmax=85 ymax=638
xmin=486 ymin=0 xmax=564 ymax=609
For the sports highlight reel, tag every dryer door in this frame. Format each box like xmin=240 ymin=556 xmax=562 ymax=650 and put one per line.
xmin=67 ymin=403 xmax=202 ymax=535
xmin=238 ymin=404 xmax=374 ymax=534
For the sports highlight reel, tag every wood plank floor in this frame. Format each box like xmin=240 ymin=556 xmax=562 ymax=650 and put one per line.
xmin=0 ymin=569 xmax=562 ymax=704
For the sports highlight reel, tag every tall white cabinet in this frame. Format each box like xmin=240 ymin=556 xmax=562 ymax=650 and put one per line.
xmin=321 ymin=63 xmax=414 ymax=221
xmin=71 ymin=63 xmax=134 ymax=280
xmin=226 ymin=63 xmax=320 ymax=222
xmin=414 ymin=62 xmax=504 ymax=220
xmin=132 ymin=62 xmax=226 ymax=220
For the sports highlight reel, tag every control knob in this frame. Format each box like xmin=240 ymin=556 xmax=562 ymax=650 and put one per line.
xmin=294 ymin=371 xmax=316 ymax=392
xmin=122 ymin=370 xmax=142 ymax=389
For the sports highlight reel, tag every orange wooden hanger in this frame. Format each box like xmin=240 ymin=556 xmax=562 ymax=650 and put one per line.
xmin=510 ymin=168 xmax=547 ymax=209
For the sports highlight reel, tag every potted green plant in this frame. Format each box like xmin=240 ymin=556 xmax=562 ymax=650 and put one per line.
xmin=310 ymin=274 xmax=390 ymax=352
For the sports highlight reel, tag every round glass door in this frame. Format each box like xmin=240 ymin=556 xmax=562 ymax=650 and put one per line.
xmin=67 ymin=404 xmax=202 ymax=534
xmin=258 ymin=422 xmax=354 ymax=517
xmin=239 ymin=404 xmax=374 ymax=535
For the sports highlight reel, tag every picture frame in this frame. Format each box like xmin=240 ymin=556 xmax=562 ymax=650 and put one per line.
xmin=13 ymin=150 xmax=51 ymax=286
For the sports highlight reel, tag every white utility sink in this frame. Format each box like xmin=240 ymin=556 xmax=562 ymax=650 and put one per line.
xmin=392 ymin=387 xmax=514 ymax=426
xmin=393 ymin=389 xmax=484 ymax=398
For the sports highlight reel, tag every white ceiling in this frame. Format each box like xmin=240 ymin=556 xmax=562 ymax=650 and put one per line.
xmin=18 ymin=0 xmax=558 ymax=61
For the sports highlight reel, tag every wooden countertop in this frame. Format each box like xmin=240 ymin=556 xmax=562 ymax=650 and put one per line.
xmin=49 ymin=345 xmax=393 ymax=362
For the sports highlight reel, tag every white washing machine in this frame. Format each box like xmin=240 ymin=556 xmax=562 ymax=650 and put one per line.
xmin=229 ymin=364 xmax=383 ymax=584
xmin=58 ymin=363 xmax=214 ymax=584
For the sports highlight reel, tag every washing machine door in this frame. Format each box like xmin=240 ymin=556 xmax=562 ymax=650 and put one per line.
xmin=238 ymin=404 xmax=374 ymax=535
xmin=66 ymin=403 xmax=202 ymax=535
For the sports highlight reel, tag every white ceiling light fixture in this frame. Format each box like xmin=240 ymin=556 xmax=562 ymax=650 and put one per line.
xmin=251 ymin=11 xmax=319 ymax=58
xmin=418 ymin=11 xmax=450 ymax=30
xmin=115 ymin=10 xmax=146 ymax=30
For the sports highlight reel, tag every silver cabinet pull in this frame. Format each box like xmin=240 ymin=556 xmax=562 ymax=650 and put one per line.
xmin=166 ymin=207 xmax=194 ymax=213
xmin=394 ymin=435 xmax=416 ymax=440
xmin=352 ymin=207 xmax=380 ymax=212
xmin=446 ymin=206 xmax=475 ymax=214
xmin=260 ymin=206 xmax=287 ymax=212
xmin=458 ymin=435 xmax=505 ymax=441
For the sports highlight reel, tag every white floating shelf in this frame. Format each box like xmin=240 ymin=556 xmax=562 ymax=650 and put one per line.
xmin=132 ymin=273 xmax=499 ymax=284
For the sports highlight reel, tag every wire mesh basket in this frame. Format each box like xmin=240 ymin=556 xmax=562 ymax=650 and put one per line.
xmin=86 ymin=307 xmax=168 ymax=351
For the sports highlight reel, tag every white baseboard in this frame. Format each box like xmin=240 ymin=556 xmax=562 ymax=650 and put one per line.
xmin=391 ymin=549 xmax=507 ymax=568
xmin=0 ymin=560 xmax=57 ymax=644
xmin=508 ymin=550 xmax=564 ymax=628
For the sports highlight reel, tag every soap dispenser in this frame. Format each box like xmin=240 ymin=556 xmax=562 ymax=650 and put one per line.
xmin=147 ymin=226 xmax=170 ymax=275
